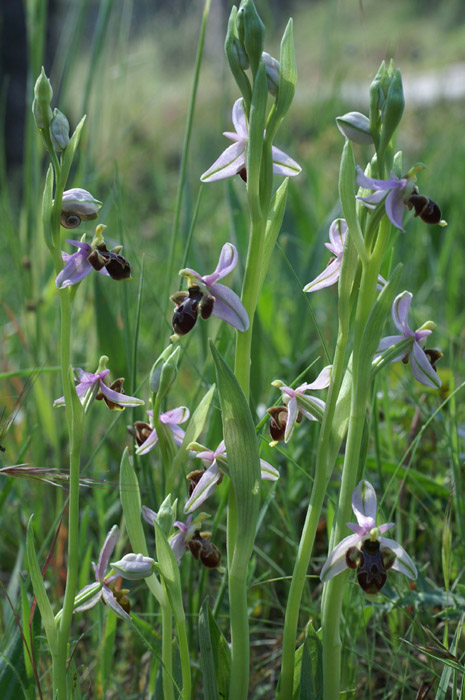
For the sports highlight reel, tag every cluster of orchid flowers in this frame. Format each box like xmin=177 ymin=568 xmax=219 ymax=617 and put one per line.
xmin=56 ymin=83 xmax=448 ymax=622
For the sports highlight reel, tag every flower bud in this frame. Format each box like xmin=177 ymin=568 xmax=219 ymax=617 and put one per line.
xmin=32 ymin=67 xmax=53 ymax=129
xmin=262 ymin=52 xmax=280 ymax=97
xmin=336 ymin=112 xmax=372 ymax=145
xmin=61 ymin=188 xmax=102 ymax=228
xmin=110 ymin=553 xmax=155 ymax=580
xmin=157 ymin=345 xmax=181 ymax=400
xmin=232 ymin=37 xmax=249 ymax=70
xmin=379 ymin=64 xmax=404 ymax=155
xmin=50 ymin=108 xmax=70 ymax=151
xmin=157 ymin=494 xmax=177 ymax=536
xmin=237 ymin=0 xmax=265 ymax=77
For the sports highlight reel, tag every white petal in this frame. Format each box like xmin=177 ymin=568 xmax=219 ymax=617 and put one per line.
xmin=351 ymin=481 xmax=377 ymax=526
xmin=320 ymin=533 xmax=361 ymax=581
xmin=231 ymin=98 xmax=248 ymax=140
xmin=200 ymin=142 xmax=245 ymax=182
xmin=380 ymin=536 xmax=417 ymax=580
xmin=184 ymin=462 xmax=221 ymax=514
xmin=271 ymin=146 xmax=301 ymax=177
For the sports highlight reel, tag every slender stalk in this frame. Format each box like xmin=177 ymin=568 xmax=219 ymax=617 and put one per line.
xmin=228 ymin=567 xmax=251 ymax=700
xmin=233 ymin=216 xmax=266 ymax=399
xmin=177 ymin=617 xmax=192 ymax=700
xmin=161 ymin=593 xmax=175 ymax=700
xmin=321 ymin=218 xmax=391 ymax=700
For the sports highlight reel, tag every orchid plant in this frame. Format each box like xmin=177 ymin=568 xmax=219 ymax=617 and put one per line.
xmin=24 ymin=5 xmax=447 ymax=700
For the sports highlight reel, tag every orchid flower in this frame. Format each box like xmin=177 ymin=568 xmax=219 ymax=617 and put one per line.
xmin=56 ymin=224 xmax=131 ymax=289
xmin=320 ymin=481 xmax=417 ymax=594
xmin=54 ymin=357 xmax=144 ymax=410
xmin=134 ymin=406 xmax=189 ymax=456
xmin=60 ymin=188 xmax=102 ymax=228
xmin=142 ymin=509 xmax=222 ymax=569
xmin=376 ymin=291 xmax=442 ymax=389
xmin=184 ymin=440 xmax=279 ymax=514
xmin=200 ymin=98 xmax=301 ymax=182
xmin=356 ymin=166 xmax=417 ymax=231
xmin=303 ymin=218 xmax=386 ymax=294
xmin=271 ymin=365 xmax=331 ymax=443
xmin=303 ymin=219 xmax=347 ymax=293
xmin=74 ymin=526 xmax=130 ymax=620
xmin=172 ymin=242 xmax=249 ymax=333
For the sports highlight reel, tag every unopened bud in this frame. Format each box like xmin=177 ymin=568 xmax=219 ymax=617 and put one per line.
xmin=61 ymin=188 xmax=102 ymax=228
xmin=262 ymin=52 xmax=280 ymax=97
xmin=157 ymin=494 xmax=177 ymax=536
xmin=232 ymin=37 xmax=249 ymax=70
xmin=336 ymin=112 xmax=372 ymax=145
xmin=32 ymin=67 xmax=53 ymax=129
xmin=111 ymin=553 xmax=155 ymax=580
xmin=379 ymin=64 xmax=404 ymax=154
xmin=50 ymin=108 xmax=70 ymax=151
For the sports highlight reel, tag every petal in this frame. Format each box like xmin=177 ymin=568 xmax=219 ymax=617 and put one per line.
xmin=170 ymin=424 xmax=186 ymax=445
xmin=184 ymin=462 xmax=221 ymax=514
xmin=74 ymin=588 xmax=103 ymax=613
xmin=392 ymin=292 xmax=413 ymax=334
xmin=411 ymin=341 xmax=442 ymax=388
xmin=284 ymin=396 xmax=298 ymax=443
xmin=271 ymin=146 xmax=301 ymax=177
xmin=160 ymin=406 xmax=190 ymax=425
xmin=214 ymin=440 xmax=226 ymax=458
xmin=196 ymin=449 xmax=216 ymax=465
xmin=327 ymin=218 xmax=347 ymax=256
xmin=209 ymin=283 xmax=249 ymax=331
xmin=380 ymin=536 xmax=417 ymax=580
xmin=299 ymin=365 xmax=331 ymax=391
xmin=141 ymin=505 xmax=157 ymax=525
xmin=352 ymin=481 xmax=377 ymax=527
xmin=101 ymin=585 xmax=131 ymax=621
xmin=303 ymin=259 xmax=341 ymax=293
xmin=135 ymin=428 xmax=158 ymax=455
xmin=320 ymin=533 xmax=362 ymax=581
xmin=231 ymin=98 xmax=248 ymax=140
xmin=355 ymin=166 xmax=399 ymax=191
xmin=169 ymin=530 xmax=187 ymax=564
xmin=99 ymin=380 xmax=145 ymax=407
xmin=203 ymin=243 xmax=238 ymax=286
xmin=96 ymin=525 xmax=119 ymax=581
xmin=56 ymin=248 xmax=93 ymax=289
xmin=376 ymin=334 xmax=405 ymax=355
xmin=200 ymin=142 xmax=246 ymax=182
xmin=385 ymin=190 xmax=405 ymax=231
xmin=296 ymin=395 xmax=326 ymax=422
xmin=378 ymin=522 xmax=395 ymax=534
xmin=357 ymin=191 xmax=387 ymax=208
xmin=260 ymin=458 xmax=279 ymax=481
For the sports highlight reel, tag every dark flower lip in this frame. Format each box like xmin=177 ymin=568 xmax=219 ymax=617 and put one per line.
xmin=267 ymin=405 xmax=288 ymax=442
xmin=88 ymin=244 xmax=131 ymax=280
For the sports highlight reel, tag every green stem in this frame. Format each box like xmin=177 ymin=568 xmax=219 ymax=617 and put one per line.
xmin=177 ymin=617 xmax=192 ymax=700
xmin=161 ymin=593 xmax=175 ymax=700
xmin=233 ymin=216 xmax=266 ymax=398
xmin=279 ymin=224 xmax=358 ymax=698
xmin=321 ymin=217 xmax=391 ymax=700
xmin=228 ymin=566 xmax=251 ymax=700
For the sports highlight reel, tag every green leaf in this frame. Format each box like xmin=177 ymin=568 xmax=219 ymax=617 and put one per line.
xmin=359 ymin=263 xmax=402 ymax=369
xmin=210 ymin=342 xmax=260 ymax=567
xmin=119 ymin=449 xmax=164 ymax=604
xmin=339 ymin=140 xmax=367 ymax=264
xmin=0 ymin=626 xmax=28 ymax=700
xmin=259 ymin=178 xmax=289 ymax=289
xmin=41 ymin=164 xmax=54 ymax=250
xmin=271 ymin=19 xmax=297 ymax=132
xmin=153 ymin=520 xmax=184 ymax=625
xmin=171 ymin=384 xmax=215 ymax=476
xmin=25 ymin=517 xmax=57 ymax=655
xmin=198 ymin=599 xmax=231 ymax=700
xmin=292 ymin=623 xmax=322 ymax=700
xmin=60 ymin=115 xmax=86 ymax=187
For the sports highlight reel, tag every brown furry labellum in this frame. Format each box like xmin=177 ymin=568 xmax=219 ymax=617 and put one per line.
xmin=406 ymin=194 xmax=442 ymax=225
